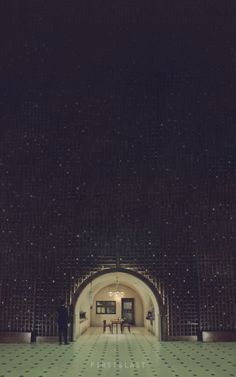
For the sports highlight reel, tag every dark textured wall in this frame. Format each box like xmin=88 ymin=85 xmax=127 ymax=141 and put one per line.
xmin=0 ymin=1 xmax=235 ymax=337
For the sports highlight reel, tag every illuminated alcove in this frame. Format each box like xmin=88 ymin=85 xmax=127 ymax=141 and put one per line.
xmin=72 ymin=269 xmax=165 ymax=340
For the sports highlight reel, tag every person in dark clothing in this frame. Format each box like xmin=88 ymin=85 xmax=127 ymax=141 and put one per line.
xmin=57 ymin=303 xmax=69 ymax=345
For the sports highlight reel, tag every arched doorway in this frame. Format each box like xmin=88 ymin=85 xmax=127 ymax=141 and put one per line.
xmin=70 ymin=268 xmax=167 ymax=341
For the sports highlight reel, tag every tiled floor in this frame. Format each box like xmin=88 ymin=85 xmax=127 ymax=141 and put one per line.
xmin=0 ymin=327 xmax=235 ymax=377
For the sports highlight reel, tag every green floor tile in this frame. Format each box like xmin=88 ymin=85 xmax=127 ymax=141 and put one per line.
xmin=0 ymin=327 xmax=235 ymax=377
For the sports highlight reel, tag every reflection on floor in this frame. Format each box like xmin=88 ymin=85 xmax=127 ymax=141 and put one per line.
xmin=0 ymin=327 xmax=235 ymax=377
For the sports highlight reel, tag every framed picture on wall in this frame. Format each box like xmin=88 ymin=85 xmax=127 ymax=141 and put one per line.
xmin=96 ymin=301 xmax=116 ymax=314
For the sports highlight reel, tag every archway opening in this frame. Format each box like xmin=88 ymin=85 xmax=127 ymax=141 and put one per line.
xmin=71 ymin=269 xmax=165 ymax=340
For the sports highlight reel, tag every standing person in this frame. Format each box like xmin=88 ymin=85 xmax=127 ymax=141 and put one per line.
xmin=57 ymin=301 xmax=69 ymax=345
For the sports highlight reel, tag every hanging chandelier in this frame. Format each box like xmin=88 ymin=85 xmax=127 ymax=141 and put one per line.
xmin=108 ymin=275 xmax=124 ymax=299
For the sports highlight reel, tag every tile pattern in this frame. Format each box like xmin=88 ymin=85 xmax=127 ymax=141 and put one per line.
xmin=0 ymin=328 xmax=235 ymax=377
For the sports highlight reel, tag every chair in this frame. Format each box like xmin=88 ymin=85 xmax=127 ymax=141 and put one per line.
xmin=103 ymin=320 xmax=112 ymax=333
xmin=121 ymin=322 xmax=131 ymax=333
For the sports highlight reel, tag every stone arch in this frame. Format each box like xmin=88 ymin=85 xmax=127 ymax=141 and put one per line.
xmin=70 ymin=267 xmax=167 ymax=340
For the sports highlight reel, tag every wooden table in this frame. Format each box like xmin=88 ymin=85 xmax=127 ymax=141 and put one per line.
xmin=111 ymin=320 xmax=124 ymax=334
